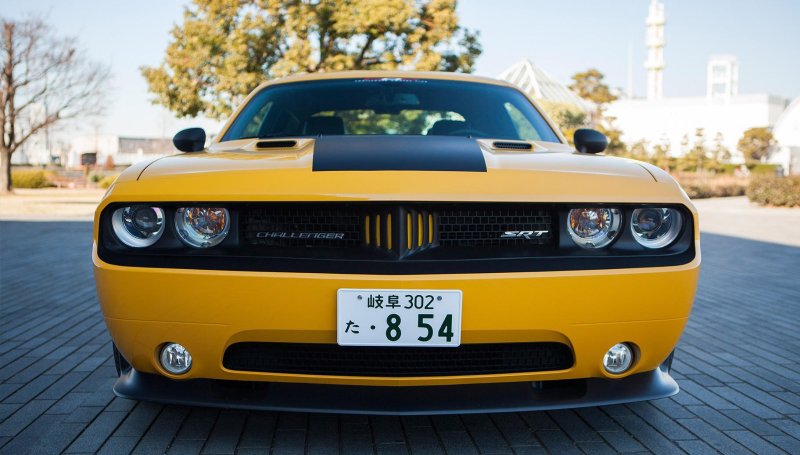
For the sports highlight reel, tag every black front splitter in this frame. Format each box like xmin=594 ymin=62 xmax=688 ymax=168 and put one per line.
xmin=113 ymin=367 xmax=678 ymax=415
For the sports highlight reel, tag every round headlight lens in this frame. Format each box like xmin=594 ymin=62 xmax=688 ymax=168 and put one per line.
xmin=631 ymin=208 xmax=682 ymax=248
xmin=175 ymin=207 xmax=230 ymax=248
xmin=111 ymin=205 xmax=165 ymax=248
xmin=567 ymin=208 xmax=621 ymax=248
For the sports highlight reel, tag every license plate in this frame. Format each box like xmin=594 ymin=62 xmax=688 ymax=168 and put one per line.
xmin=337 ymin=289 xmax=462 ymax=347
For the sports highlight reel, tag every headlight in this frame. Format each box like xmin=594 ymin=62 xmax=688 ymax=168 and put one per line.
xmin=631 ymin=208 xmax=682 ymax=248
xmin=567 ymin=208 xmax=621 ymax=249
xmin=175 ymin=207 xmax=230 ymax=248
xmin=111 ymin=205 xmax=165 ymax=248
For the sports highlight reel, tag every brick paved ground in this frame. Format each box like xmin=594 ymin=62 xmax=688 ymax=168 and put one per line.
xmin=1 ymin=220 xmax=798 ymax=454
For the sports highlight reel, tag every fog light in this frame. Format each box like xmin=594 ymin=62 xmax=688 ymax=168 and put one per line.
xmin=603 ymin=343 xmax=633 ymax=374
xmin=159 ymin=343 xmax=192 ymax=375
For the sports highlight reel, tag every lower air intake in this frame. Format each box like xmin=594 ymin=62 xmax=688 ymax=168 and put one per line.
xmin=223 ymin=342 xmax=574 ymax=377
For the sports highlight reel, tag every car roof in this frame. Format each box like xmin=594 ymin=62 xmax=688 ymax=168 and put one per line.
xmin=253 ymin=71 xmax=516 ymax=91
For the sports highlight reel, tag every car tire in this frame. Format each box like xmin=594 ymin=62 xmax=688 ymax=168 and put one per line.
xmin=661 ymin=350 xmax=675 ymax=373
xmin=112 ymin=343 xmax=132 ymax=376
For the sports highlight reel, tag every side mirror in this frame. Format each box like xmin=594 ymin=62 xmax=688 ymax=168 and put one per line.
xmin=573 ymin=128 xmax=608 ymax=154
xmin=173 ymin=128 xmax=206 ymax=153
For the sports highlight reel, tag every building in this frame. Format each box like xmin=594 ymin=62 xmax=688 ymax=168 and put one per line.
xmin=498 ymin=59 xmax=589 ymax=111
xmin=607 ymin=93 xmax=788 ymax=161
xmin=66 ymin=135 xmax=175 ymax=168
xmin=605 ymin=0 xmax=789 ymax=164
xmin=497 ymin=0 xmax=795 ymax=172
xmin=11 ymin=132 xmax=177 ymax=168
xmin=773 ymin=97 xmax=800 ymax=174
xmin=707 ymin=55 xmax=738 ymax=102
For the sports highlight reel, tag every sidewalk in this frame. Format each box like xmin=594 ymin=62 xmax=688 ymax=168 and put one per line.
xmin=0 ymin=188 xmax=105 ymax=221
xmin=693 ymin=196 xmax=800 ymax=247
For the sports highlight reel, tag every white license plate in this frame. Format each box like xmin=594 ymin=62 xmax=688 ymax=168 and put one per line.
xmin=337 ymin=289 xmax=462 ymax=347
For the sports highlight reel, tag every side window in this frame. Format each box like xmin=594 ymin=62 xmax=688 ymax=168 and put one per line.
xmin=503 ymin=102 xmax=541 ymax=141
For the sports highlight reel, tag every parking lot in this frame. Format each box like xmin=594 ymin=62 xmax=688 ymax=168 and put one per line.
xmin=1 ymin=212 xmax=799 ymax=454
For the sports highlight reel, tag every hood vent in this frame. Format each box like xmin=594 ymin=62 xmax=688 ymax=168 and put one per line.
xmin=255 ymin=140 xmax=298 ymax=149
xmin=492 ymin=141 xmax=533 ymax=150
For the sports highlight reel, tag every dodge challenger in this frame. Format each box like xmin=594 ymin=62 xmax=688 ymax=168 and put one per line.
xmin=93 ymin=71 xmax=700 ymax=414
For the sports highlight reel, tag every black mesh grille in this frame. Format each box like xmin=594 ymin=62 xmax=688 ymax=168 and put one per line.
xmin=223 ymin=342 xmax=574 ymax=377
xmin=240 ymin=203 xmax=555 ymax=256
xmin=242 ymin=206 xmax=361 ymax=248
xmin=439 ymin=207 xmax=553 ymax=247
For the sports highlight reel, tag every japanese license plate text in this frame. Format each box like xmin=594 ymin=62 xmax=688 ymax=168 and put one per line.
xmin=337 ymin=289 xmax=462 ymax=347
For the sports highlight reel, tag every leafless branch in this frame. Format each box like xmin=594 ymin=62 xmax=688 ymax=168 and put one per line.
xmin=0 ymin=15 xmax=110 ymax=192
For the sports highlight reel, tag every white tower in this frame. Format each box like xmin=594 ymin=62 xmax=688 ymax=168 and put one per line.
xmin=707 ymin=55 xmax=739 ymax=102
xmin=645 ymin=0 xmax=666 ymax=100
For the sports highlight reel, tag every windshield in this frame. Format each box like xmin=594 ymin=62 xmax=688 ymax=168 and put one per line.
xmin=221 ymin=78 xmax=560 ymax=143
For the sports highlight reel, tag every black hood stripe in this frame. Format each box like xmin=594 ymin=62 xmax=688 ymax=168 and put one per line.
xmin=311 ymin=135 xmax=487 ymax=172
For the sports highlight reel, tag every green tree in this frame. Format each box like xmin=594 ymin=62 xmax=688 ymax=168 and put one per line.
xmin=683 ymin=128 xmax=709 ymax=173
xmin=627 ymin=140 xmax=649 ymax=161
xmin=679 ymin=134 xmax=689 ymax=152
xmin=568 ymin=68 xmax=617 ymax=126
xmin=537 ymin=100 xmax=587 ymax=144
xmin=652 ymin=142 xmax=671 ymax=170
xmin=710 ymin=132 xmax=730 ymax=171
xmin=737 ymin=127 xmax=775 ymax=163
xmin=596 ymin=117 xmax=626 ymax=156
xmin=142 ymin=0 xmax=482 ymax=120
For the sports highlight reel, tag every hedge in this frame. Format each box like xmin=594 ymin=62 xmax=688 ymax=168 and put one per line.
xmin=747 ymin=175 xmax=800 ymax=207
xmin=99 ymin=174 xmax=120 ymax=189
xmin=674 ymin=173 xmax=747 ymax=199
xmin=717 ymin=163 xmax=778 ymax=175
xmin=11 ymin=169 xmax=51 ymax=189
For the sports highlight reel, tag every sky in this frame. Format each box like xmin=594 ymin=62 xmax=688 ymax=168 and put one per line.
xmin=4 ymin=0 xmax=800 ymax=138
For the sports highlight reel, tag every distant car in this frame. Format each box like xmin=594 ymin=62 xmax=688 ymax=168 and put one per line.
xmin=93 ymin=71 xmax=700 ymax=414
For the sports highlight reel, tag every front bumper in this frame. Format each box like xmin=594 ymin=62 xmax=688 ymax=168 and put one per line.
xmin=114 ymin=363 xmax=678 ymax=415
xmin=95 ymin=244 xmax=699 ymax=386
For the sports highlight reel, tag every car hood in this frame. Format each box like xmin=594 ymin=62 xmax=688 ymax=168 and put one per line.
xmin=116 ymin=137 xmax=684 ymax=204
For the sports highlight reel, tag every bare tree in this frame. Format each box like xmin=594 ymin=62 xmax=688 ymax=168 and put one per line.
xmin=1 ymin=16 xmax=109 ymax=193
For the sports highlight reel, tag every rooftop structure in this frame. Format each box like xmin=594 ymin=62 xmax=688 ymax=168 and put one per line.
xmin=497 ymin=59 xmax=589 ymax=111
xmin=645 ymin=0 xmax=666 ymax=100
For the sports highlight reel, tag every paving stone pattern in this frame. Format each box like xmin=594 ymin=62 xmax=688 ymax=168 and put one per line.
xmin=1 ymin=221 xmax=798 ymax=454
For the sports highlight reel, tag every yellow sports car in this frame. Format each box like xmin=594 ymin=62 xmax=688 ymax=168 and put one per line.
xmin=93 ymin=71 xmax=700 ymax=414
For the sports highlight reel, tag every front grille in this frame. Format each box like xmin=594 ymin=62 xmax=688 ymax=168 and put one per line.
xmin=222 ymin=342 xmax=574 ymax=377
xmin=242 ymin=205 xmax=361 ymax=248
xmin=439 ymin=207 xmax=552 ymax=247
xmin=240 ymin=203 xmax=554 ymax=258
